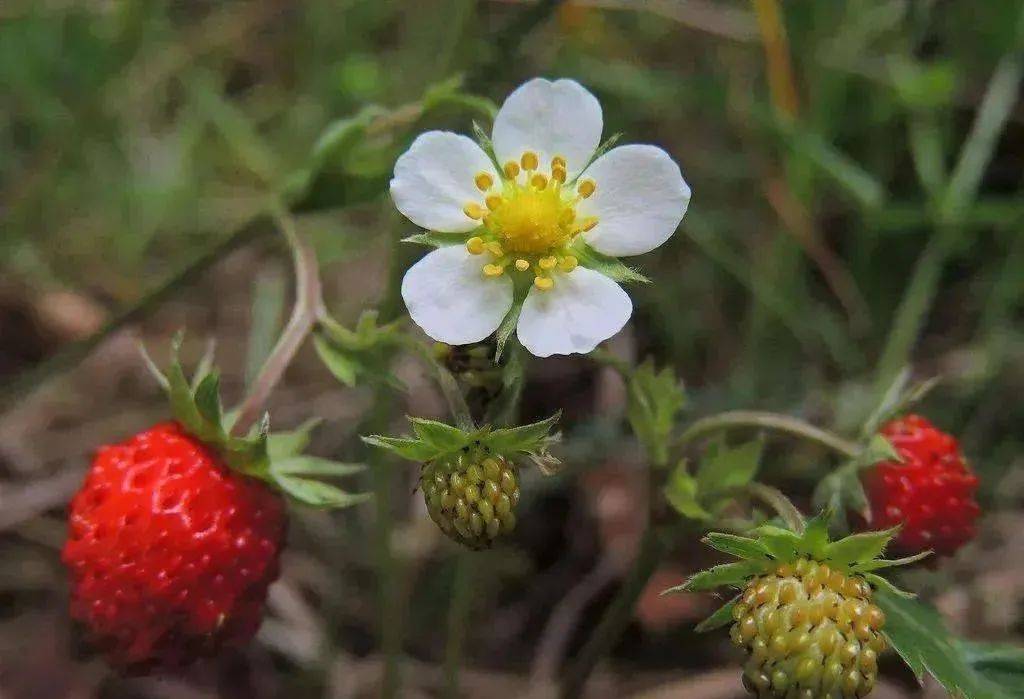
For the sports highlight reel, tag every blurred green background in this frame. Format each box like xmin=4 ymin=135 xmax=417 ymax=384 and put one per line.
xmin=1 ymin=0 xmax=1022 ymax=697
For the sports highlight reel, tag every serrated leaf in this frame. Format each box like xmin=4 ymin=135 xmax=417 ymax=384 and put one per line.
xmin=361 ymin=435 xmax=440 ymax=462
xmin=267 ymin=419 xmax=321 ymax=460
xmin=485 ymin=413 xmax=560 ymax=454
xmin=694 ymin=597 xmax=740 ymax=633
xmin=664 ymin=463 xmax=711 ymax=521
xmin=409 ymin=418 xmax=471 ymax=452
xmin=696 ymin=437 xmax=764 ymax=496
xmin=627 ymin=359 xmax=686 ymax=467
xmin=703 ymin=533 xmax=769 ymax=561
xmin=678 ymin=560 xmax=765 ymax=592
xmin=959 ymin=641 xmax=1024 ymax=698
xmin=402 ymin=232 xmax=473 ymax=248
xmin=875 ymin=588 xmax=1002 ymax=698
xmin=271 ymin=457 xmax=365 ymax=477
xmin=826 ymin=528 xmax=899 ymax=567
xmin=273 ymin=474 xmax=371 ymax=509
xmin=572 ymin=242 xmax=650 ymax=284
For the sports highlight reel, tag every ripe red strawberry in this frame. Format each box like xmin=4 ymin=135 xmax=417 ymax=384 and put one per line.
xmin=861 ymin=414 xmax=980 ymax=557
xmin=62 ymin=422 xmax=286 ymax=670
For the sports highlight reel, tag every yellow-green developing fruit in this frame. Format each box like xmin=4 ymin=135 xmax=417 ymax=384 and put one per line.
xmin=421 ymin=453 xmax=520 ymax=549
xmin=731 ymin=558 xmax=886 ymax=698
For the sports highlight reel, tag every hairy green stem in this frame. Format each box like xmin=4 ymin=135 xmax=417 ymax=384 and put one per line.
xmin=676 ymin=410 xmax=859 ymax=458
xmin=444 ymin=551 xmax=474 ymax=699
xmin=744 ymin=482 xmax=805 ymax=533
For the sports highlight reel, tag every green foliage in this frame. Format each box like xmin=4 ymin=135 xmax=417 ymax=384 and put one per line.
xmin=627 ymin=359 xmax=686 ymax=467
xmin=572 ymin=241 xmax=651 ymax=284
xmin=315 ymin=310 xmax=405 ymax=388
xmin=663 ymin=436 xmax=763 ymax=523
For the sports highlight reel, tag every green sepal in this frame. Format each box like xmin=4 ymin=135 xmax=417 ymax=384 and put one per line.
xmin=363 ymin=413 xmax=561 ymax=469
xmin=703 ymin=533 xmax=770 ymax=561
xmin=694 ymin=596 xmax=740 ymax=633
xmin=851 ymin=550 xmax=932 ymax=572
xmin=315 ymin=309 xmax=404 ymax=388
xmin=402 ymin=232 xmax=473 ymax=248
xmin=572 ymin=241 xmax=650 ymax=284
xmin=673 ymin=560 xmax=767 ymax=593
xmin=627 ymin=359 xmax=686 ymax=467
xmin=825 ymin=527 xmax=901 ymax=568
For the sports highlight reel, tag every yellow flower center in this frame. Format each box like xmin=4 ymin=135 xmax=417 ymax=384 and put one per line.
xmin=463 ymin=151 xmax=598 ymax=291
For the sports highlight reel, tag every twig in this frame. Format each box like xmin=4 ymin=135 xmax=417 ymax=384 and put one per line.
xmin=675 ymin=410 xmax=859 ymax=458
xmin=231 ymin=206 xmax=324 ymax=437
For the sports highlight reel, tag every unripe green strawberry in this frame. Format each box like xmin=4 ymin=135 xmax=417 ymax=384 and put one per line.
xmin=421 ymin=452 xmax=520 ymax=549
xmin=731 ymin=558 xmax=886 ymax=698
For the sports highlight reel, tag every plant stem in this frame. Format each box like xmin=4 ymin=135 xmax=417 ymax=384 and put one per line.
xmin=559 ymin=528 xmax=668 ymax=698
xmin=231 ymin=204 xmax=324 ymax=437
xmin=744 ymin=482 xmax=805 ymax=533
xmin=675 ymin=410 xmax=859 ymax=458
xmin=444 ymin=551 xmax=474 ymax=699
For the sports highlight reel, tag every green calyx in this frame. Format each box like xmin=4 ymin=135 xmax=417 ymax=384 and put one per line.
xmin=141 ymin=332 xmax=369 ymax=509
xmin=362 ymin=412 xmax=561 ymax=473
xmin=665 ymin=511 xmax=929 ymax=626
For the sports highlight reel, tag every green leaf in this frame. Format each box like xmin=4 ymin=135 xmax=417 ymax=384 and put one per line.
xmin=314 ymin=333 xmax=359 ymax=387
xmin=852 ymin=551 xmax=932 ymax=572
xmin=193 ymin=373 xmax=225 ymax=437
xmin=703 ymin=533 xmax=769 ymax=561
xmin=273 ymin=474 xmax=371 ymax=509
xmin=664 ymin=463 xmax=711 ymax=521
xmin=485 ymin=413 xmax=560 ymax=454
xmin=627 ymin=359 xmax=687 ymax=467
xmin=826 ymin=528 xmax=899 ymax=567
xmin=959 ymin=641 xmax=1024 ymax=697
xmin=361 ymin=435 xmax=439 ymax=462
xmin=409 ymin=418 xmax=471 ymax=452
xmin=572 ymin=241 xmax=650 ymax=284
xmin=402 ymin=232 xmax=473 ymax=248
xmin=696 ymin=437 xmax=764 ymax=497
xmin=267 ymin=419 xmax=321 ymax=460
xmin=678 ymin=560 xmax=765 ymax=592
xmin=271 ymin=457 xmax=365 ymax=477
xmin=694 ymin=596 xmax=740 ymax=633
xmin=875 ymin=588 xmax=1003 ymax=698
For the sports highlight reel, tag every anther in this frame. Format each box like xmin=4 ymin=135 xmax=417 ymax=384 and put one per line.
xmin=503 ymin=161 xmax=521 ymax=179
xmin=534 ymin=276 xmax=554 ymax=291
xmin=485 ymin=241 xmax=504 ymax=256
xmin=474 ymin=172 xmax=494 ymax=191
xmin=551 ymin=166 xmax=567 ymax=183
xmin=466 ymin=237 xmax=485 ymax=255
xmin=539 ymin=256 xmax=557 ymax=271
xmin=530 ymin=173 xmax=548 ymax=189
xmin=581 ymin=217 xmax=599 ymax=232
xmin=483 ymin=264 xmax=505 ymax=277
xmin=559 ymin=255 xmax=578 ymax=272
xmin=520 ymin=151 xmax=539 ymax=171
xmin=485 ymin=194 xmax=504 ymax=211
xmin=551 ymin=155 xmax=567 ymax=170
xmin=514 ymin=259 xmax=530 ymax=271
xmin=463 ymin=203 xmax=485 ymax=220
xmin=560 ymin=209 xmax=576 ymax=224
xmin=578 ymin=179 xmax=596 ymax=198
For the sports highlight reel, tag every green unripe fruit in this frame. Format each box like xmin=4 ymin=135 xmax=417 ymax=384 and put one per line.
xmin=732 ymin=559 xmax=886 ymax=698
xmin=420 ymin=452 xmax=520 ymax=549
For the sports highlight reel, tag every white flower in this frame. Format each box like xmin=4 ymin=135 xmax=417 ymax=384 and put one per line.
xmin=391 ymin=78 xmax=691 ymax=357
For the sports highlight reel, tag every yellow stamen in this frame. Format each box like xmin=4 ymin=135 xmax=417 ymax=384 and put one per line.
xmin=534 ymin=276 xmax=554 ymax=291
xmin=485 ymin=194 xmax=504 ymax=211
xmin=551 ymin=166 xmax=567 ymax=183
xmin=560 ymin=255 xmax=578 ymax=272
xmin=560 ymin=208 xmax=576 ymax=224
xmin=539 ymin=256 xmax=557 ymax=271
xmin=483 ymin=264 xmax=505 ymax=277
xmin=551 ymin=155 xmax=567 ymax=170
xmin=530 ymin=173 xmax=548 ymax=190
xmin=520 ymin=151 xmax=539 ymax=171
xmin=578 ymin=179 xmax=596 ymax=198
xmin=485 ymin=241 xmax=504 ymax=256
xmin=466 ymin=236 xmax=485 ymax=255
xmin=580 ymin=217 xmax=598 ymax=232
xmin=503 ymin=161 xmax=521 ymax=179
xmin=514 ymin=259 xmax=530 ymax=271
xmin=463 ymin=203 xmax=485 ymax=220
xmin=474 ymin=172 xmax=494 ymax=191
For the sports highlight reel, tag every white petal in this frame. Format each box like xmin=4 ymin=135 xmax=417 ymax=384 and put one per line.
xmin=401 ymin=246 xmax=512 ymax=345
xmin=492 ymin=78 xmax=602 ymax=179
xmin=390 ymin=131 xmax=499 ymax=233
xmin=517 ymin=267 xmax=632 ymax=357
xmin=576 ymin=144 xmax=691 ymax=257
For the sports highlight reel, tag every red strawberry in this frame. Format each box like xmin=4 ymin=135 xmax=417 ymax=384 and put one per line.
xmin=861 ymin=414 xmax=980 ymax=557
xmin=62 ymin=422 xmax=286 ymax=671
